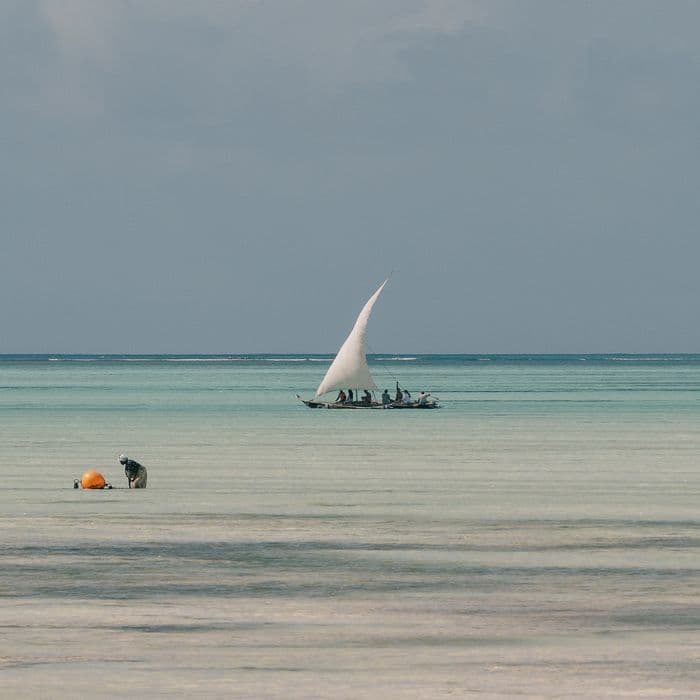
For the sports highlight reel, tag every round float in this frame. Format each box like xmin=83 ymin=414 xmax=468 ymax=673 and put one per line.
xmin=80 ymin=470 xmax=106 ymax=489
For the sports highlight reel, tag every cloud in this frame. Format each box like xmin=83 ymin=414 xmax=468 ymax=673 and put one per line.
xmin=390 ymin=0 xmax=480 ymax=35
xmin=39 ymin=0 xmax=124 ymax=64
xmin=34 ymin=1 xmax=481 ymax=93
xmin=18 ymin=0 xmax=486 ymax=152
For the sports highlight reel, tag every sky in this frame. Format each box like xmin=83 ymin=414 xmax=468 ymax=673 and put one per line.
xmin=2 ymin=0 xmax=699 ymax=354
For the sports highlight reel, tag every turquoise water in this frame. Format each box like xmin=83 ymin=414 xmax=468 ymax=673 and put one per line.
xmin=2 ymin=355 xmax=700 ymax=697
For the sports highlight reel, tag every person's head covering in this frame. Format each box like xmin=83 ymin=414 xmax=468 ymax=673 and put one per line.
xmin=119 ymin=454 xmax=128 ymax=465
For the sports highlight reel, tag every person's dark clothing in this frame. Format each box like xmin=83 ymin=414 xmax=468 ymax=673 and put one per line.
xmin=123 ymin=459 xmax=147 ymax=488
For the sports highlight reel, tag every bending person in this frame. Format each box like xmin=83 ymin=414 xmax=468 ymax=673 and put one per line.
xmin=119 ymin=454 xmax=148 ymax=489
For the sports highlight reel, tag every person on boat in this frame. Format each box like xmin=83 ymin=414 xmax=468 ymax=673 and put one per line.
xmin=335 ymin=389 xmax=347 ymax=403
xmin=382 ymin=389 xmax=391 ymax=405
xmin=417 ymin=391 xmax=431 ymax=405
xmin=120 ymin=454 xmax=147 ymax=489
xmin=394 ymin=383 xmax=403 ymax=402
xmin=347 ymin=389 xmax=354 ymax=403
xmin=362 ymin=389 xmax=372 ymax=405
xmin=402 ymin=388 xmax=412 ymax=404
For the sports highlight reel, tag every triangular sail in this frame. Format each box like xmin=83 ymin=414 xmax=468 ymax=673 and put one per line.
xmin=315 ymin=280 xmax=388 ymax=396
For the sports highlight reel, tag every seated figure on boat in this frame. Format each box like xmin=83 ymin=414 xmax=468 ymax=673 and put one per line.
xmin=335 ymin=389 xmax=347 ymax=403
xmin=417 ymin=391 xmax=430 ymax=405
xmin=347 ymin=389 xmax=354 ymax=403
xmin=382 ymin=389 xmax=391 ymax=405
xmin=402 ymin=389 xmax=412 ymax=404
xmin=394 ymin=383 xmax=403 ymax=402
xmin=362 ymin=389 xmax=372 ymax=405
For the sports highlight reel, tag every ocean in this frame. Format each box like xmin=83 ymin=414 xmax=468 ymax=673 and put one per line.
xmin=2 ymin=354 xmax=700 ymax=698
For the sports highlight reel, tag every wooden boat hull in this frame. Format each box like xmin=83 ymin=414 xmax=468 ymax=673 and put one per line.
xmin=297 ymin=395 xmax=440 ymax=409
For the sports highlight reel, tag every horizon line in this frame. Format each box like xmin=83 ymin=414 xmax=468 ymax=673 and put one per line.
xmin=2 ymin=352 xmax=700 ymax=358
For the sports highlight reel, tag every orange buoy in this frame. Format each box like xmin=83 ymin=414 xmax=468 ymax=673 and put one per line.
xmin=80 ymin=470 xmax=106 ymax=489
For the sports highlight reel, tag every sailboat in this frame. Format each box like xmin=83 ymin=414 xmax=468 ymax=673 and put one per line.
xmin=297 ymin=280 xmax=440 ymax=409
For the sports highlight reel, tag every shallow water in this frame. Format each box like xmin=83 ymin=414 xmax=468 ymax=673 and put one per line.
xmin=2 ymin=355 xmax=700 ymax=697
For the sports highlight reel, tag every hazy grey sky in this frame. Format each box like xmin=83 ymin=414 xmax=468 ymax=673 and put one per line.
xmin=2 ymin=1 xmax=699 ymax=353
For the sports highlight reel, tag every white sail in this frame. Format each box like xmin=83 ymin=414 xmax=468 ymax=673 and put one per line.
xmin=315 ymin=280 xmax=388 ymax=396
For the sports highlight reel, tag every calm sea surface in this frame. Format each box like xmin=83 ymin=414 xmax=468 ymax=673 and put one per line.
xmin=2 ymin=355 xmax=700 ymax=698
